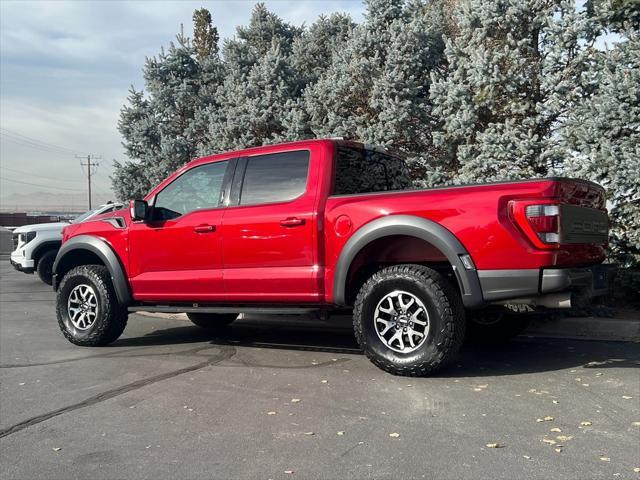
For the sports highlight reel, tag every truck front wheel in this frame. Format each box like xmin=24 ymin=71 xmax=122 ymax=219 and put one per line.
xmin=187 ymin=313 xmax=237 ymax=329
xmin=36 ymin=249 xmax=57 ymax=285
xmin=353 ymin=264 xmax=465 ymax=376
xmin=56 ymin=265 xmax=128 ymax=346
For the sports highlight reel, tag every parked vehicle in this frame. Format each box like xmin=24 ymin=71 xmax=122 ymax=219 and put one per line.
xmin=51 ymin=139 xmax=614 ymax=375
xmin=10 ymin=203 xmax=123 ymax=284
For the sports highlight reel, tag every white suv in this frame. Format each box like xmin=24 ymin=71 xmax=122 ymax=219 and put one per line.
xmin=10 ymin=202 xmax=123 ymax=284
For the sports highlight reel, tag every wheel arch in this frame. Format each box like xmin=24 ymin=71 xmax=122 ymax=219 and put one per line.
xmin=32 ymin=241 xmax=61 ymax=266
xmin=333 ymin=215 xmax=484 ymax=308
xmin=53 ymin=235 xmax=132 ymax=305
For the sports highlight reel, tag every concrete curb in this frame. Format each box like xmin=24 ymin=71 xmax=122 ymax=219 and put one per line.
xmin=132 ymin=311 xmax=640 ymax=342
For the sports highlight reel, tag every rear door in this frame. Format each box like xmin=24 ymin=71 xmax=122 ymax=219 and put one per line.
xmin=221 ymin=149 xmax=320 ymax=302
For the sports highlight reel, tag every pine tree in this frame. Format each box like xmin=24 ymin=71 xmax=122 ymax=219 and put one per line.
xmin=300 ymin=0 xmax=449 ymax=185
xmin=114 ymin=32 xmax=206 ymax=198
xmin=430 ymin=0 xmax=592 ymax=183
xmin=193 ymin=8 xmax=219 ymax=62
xmin=564 ymin=17 xmax=640 ymax=265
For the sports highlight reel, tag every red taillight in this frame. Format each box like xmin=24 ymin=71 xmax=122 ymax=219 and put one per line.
xmin=510 ymin=201 xmax=561 ymax=249
xmin=525 ymin=205 xmax=560 ymax=244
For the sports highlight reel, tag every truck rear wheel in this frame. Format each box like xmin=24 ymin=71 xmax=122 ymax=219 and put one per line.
xmin=56 ymin=265 xmax=128 ymax=346
xmin=36 ymin=249 xmax=57 ymax=285
xmin=353 ymin=264 xmax=465 ymax=376
xmin=187 ymin=313 xmax=237 ymax=329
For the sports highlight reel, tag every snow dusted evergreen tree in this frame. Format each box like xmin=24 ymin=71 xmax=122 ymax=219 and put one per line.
xmin=300 ymin=0 xmax=449 ymax=185
xmin=197 ymin=4 xmax=303 ymax=152
xmin=430 ymin=0 xmax=592 ymax=183
xmin=114 ymin=18 xmax=224 ymax=199
xmin=564 ymin=6 xmax=640 ymax=265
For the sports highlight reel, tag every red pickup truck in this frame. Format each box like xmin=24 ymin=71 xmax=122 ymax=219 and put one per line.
xmin=52 ymin=139 xmax=613 ymax=375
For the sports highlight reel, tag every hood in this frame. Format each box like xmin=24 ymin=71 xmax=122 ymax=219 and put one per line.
xmin=12 ymin=222 xmax=68 ymax=234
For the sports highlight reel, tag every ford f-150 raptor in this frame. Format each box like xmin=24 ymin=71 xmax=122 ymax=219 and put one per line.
xmin=51 ymin=139 xmax=614 ymax=375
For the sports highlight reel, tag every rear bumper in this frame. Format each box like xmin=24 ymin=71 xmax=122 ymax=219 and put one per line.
xmin=478 ymin=264 xmax=617 ymax=302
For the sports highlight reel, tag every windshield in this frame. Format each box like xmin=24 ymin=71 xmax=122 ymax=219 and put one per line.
xmin=71 ymin=208 xmax=100 ymax=224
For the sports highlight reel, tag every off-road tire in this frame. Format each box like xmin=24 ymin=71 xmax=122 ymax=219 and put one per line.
xmin=465 ymin=306 xmax=531 ymax=343
xmin=36 ymin=249 xmax=56 ymax=285
xmin=56 ymin=265 xmax=128 ymax=346
xmin=353 ymin=264 xmax=465 ymax=376
xmin=187 ymin=313 xmax=237 ymax=329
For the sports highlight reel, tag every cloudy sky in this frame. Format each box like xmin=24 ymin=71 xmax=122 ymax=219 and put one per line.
xmin=0 ymin=0 xmax=365 ymax=211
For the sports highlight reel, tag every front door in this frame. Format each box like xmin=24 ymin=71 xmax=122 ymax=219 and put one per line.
xmin=128 ymin=160 xmax=230 ymax=302
xmin=221 ymin=150 xmax=320 ymax=302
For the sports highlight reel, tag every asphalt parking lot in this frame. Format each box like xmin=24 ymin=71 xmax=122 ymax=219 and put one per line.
xmin=0 ymin=261 xmax=639 ymax=480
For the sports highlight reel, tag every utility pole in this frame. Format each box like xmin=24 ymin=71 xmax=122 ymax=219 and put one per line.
xmin=76 ymin=154 xmax=102 ymax=210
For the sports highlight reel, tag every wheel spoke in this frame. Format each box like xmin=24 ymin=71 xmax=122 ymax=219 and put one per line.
xmin=398 ymin=293 xmax=415 ymax=311
xmin=376 ymin=318 xmax=394 ymax=335
xmin=411 ymin=308 xmax=427 ymax=325
xmin=388 ymin=330 xmax=404 ymax=350
xmin=379 ymin=296 xmax=397 ymax=316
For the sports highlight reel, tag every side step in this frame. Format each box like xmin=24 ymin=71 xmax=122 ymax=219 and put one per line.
xmin=128 ymin=305 xmax=326 ymax=316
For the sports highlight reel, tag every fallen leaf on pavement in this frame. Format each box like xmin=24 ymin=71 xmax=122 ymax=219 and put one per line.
xmin=291 ymin=399 xmax=301 ymax=403
xmin=337 ymin=431 xmax=345 ymax=436
xmin=633 ymin=422 xmax=640 ymax=427
xmin=284 ymin=470 xmax=294 ymax=474
xmin=52 ymin=448 xmax=62 ymax=452
xmin=622 ymin=395 xmax=632 ymax=400
xmin=486 ymin=443 xmax=503 ymax=448
xmin=537 ymin=416 xmax=554 ymax=422
xmin=557 ymin=435 xmax=573 ymax=441
xmin=267 ymin=411 xmax=277 ymax=416
xmin=552 ymin=400 xmax=559 ymax=404
xmin=555 ymin=448 xmax=563 ymax=453
xmin=550 ymin=427 xmax=562 ymax=433
xmin=542 ymin=439 xmax=557 ymax=445
xmin=633 ymin=467 xmax=640 ymax=473
xmin=580 ymin=421 xmax=592 ymax=426
xmin=599 ymin=457 xmax=610 ymax=462
xmin=321 ymin=380 xmax=328 ymax=384
xmin=303 ymin=432 xmax=314 ymax=436
xmin=389 ymin=433 xmax=400 ymax=438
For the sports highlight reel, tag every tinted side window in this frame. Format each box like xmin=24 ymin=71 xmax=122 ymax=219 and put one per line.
xmin=153 ymin=161 xmax=228 ymax=220
xmin=240 ymin=151 xmax=309 ymax=205
xmin=333 ymin=146 xmax=412 ymax=195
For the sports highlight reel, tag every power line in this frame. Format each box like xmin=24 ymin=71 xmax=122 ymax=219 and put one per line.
xmin=0 ymin=175 xmax=84 ymax=192
xmin=0 ymin=128 xmax=92 ymax=155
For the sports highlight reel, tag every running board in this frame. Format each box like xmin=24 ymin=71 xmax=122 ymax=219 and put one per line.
xmin=128 ymin=305 xmax=325 ymax=315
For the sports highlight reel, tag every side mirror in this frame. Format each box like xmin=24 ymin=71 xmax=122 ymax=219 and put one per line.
xmin=130 ymin=199 xmax=148 ymax=222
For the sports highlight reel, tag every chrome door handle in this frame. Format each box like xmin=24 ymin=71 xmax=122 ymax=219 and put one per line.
xmin=280 ymin=217 xmax=305 ymax=227
xmin=194 ymin=224 xmax=216 ymax=233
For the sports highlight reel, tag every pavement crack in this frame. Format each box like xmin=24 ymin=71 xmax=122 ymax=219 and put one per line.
xmin=0 ymin=345 xmax=236 ymax=439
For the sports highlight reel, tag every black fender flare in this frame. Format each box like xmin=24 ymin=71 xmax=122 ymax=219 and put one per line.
xmin=332 ymin=215 xmax=484 ymax=308
xmin=52 ymin=235 xmax=132 ymax=305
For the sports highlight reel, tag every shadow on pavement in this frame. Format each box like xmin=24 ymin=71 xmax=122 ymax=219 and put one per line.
xmin=113 ymin=315 xmax=640 ymax=378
